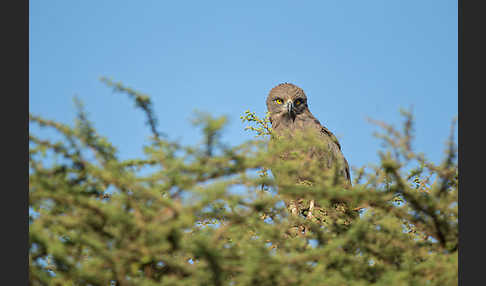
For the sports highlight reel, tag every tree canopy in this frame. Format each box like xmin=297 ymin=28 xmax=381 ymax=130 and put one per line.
xmin=29 ymin=80 xmax=458 ymax=285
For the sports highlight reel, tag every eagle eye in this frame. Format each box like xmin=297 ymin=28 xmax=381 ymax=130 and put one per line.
xmin=274 ymin=98 xmax=283 ymax=105
xmin=294 ymin=99 xmax=303 ymax=106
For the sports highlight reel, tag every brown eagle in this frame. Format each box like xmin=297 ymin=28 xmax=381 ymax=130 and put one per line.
xmin=266 ymin=83 xmax=351 ymax=220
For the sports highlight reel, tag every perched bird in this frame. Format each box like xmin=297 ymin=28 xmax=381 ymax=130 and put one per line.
xmin=266 ymin=83 xmax=351 ymax=221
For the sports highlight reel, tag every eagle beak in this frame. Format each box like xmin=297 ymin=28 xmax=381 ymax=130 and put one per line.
xmin=286 ymin=100 xmax=294 ymax=116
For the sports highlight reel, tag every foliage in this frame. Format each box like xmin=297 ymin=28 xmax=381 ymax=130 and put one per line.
xmin=29 ymin=80 xmax=457 ymax=285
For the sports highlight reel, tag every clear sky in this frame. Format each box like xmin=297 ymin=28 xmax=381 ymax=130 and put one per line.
xmin=30 ymin=1 xmax=457 ymax=171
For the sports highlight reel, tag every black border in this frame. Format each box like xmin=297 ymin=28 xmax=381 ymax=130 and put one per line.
xmin=458 ymin=0 xmax=483 ymax=285
xmin=3 ymin=0 xmax=29 ymax=284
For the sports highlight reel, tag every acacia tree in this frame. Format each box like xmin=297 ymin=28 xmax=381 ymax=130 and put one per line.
xmin=29 ymin=79 xmax=458 ymax=285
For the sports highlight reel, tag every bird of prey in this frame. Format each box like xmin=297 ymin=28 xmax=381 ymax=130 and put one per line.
xmin=266 ymin=83 xmax=351 ymax=221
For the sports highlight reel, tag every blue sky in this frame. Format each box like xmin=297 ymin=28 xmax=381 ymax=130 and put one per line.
xmin=30 ymin=1 xmax=457 ymax=171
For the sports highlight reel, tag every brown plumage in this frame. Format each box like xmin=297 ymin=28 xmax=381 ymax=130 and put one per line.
xmin=266 ymin=83 xmax=351 ymax=220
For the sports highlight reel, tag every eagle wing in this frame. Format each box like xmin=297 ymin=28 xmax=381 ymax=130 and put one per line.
xmin=318 ymin=125 xmax=351 ymax=185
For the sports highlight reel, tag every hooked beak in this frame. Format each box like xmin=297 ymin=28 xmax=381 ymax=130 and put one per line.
xmin=286 ymin=100 xmax=294 ymax=116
